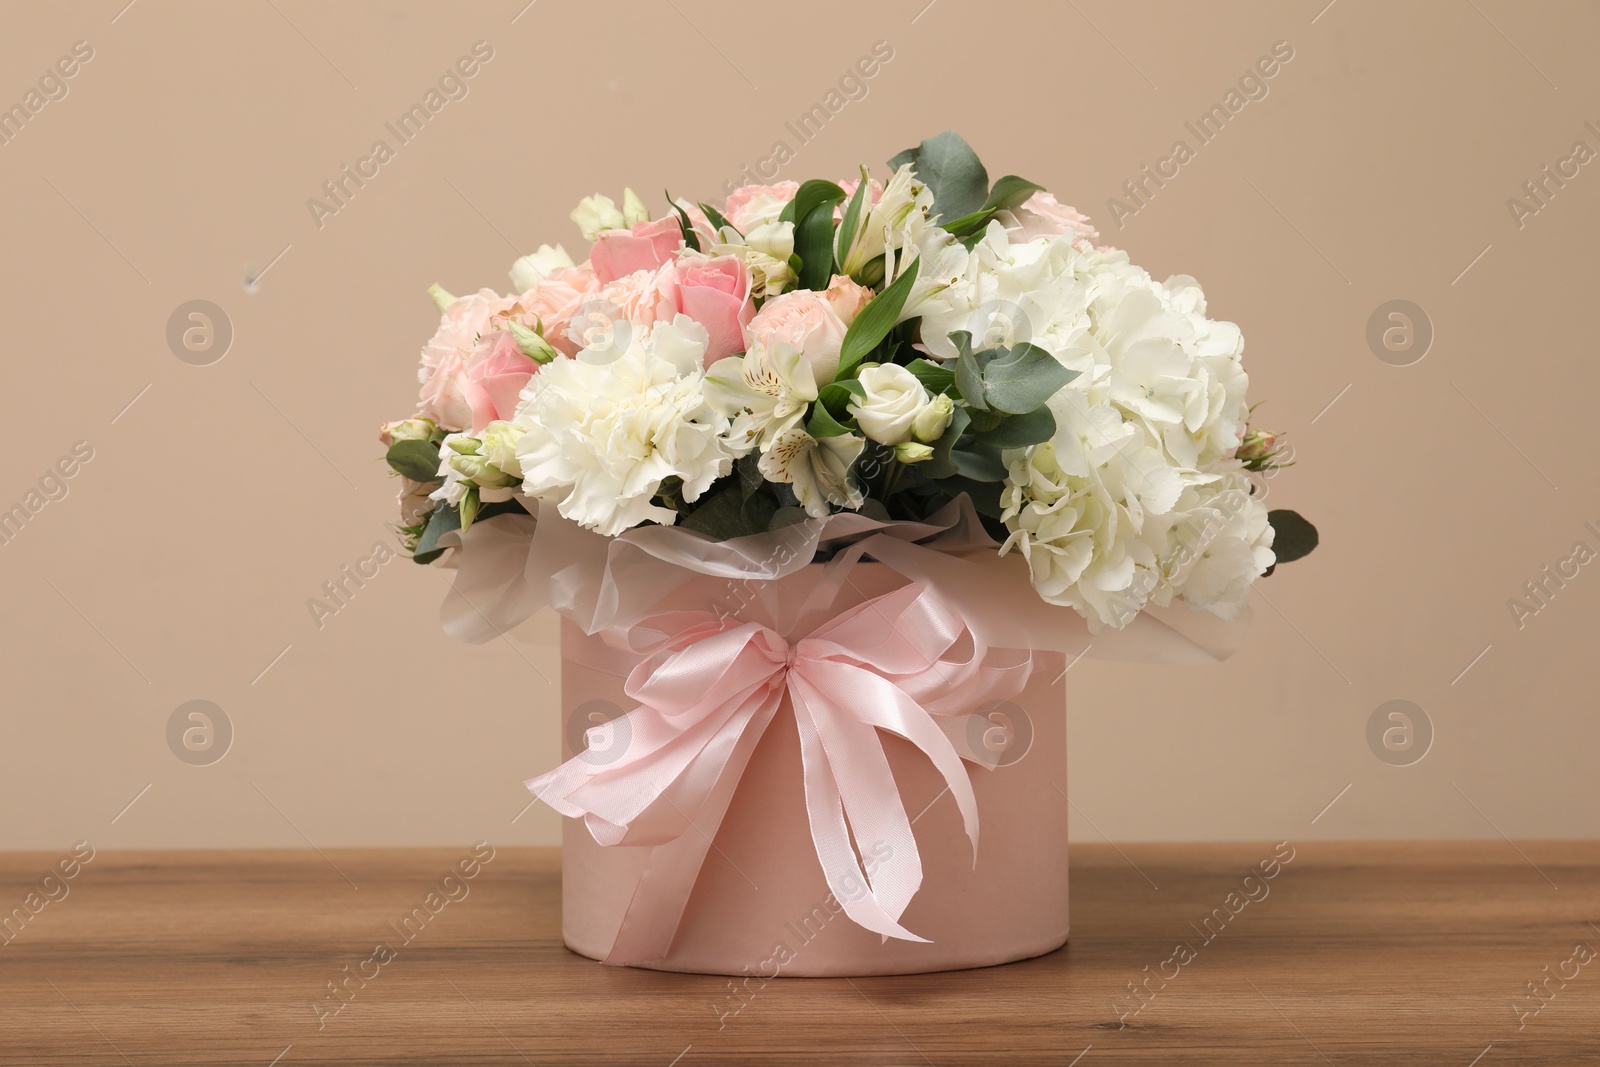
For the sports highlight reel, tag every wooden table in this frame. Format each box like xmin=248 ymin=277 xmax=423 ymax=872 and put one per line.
xmin=1 ymin=843 xmax=1596 ymax=1065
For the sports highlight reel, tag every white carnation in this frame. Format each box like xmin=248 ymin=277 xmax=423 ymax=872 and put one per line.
xmin=512 ymin=316 xmax=733 ymax=536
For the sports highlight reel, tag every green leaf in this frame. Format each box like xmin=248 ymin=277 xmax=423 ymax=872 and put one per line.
xmin=906 ymin=358 xmax=956 ymax=396
xmin=680 ymin=482 xmax=777 ymax=541
xmin=735 ymin=452 xmax=765 ymax=500
xmin=806 ymin=400 xmax=854 ymax=438
xmin=971 ymin=406 xmax=1056 ymax=449
xmin=835 ymin=173 xmax=870 ymax=265
xmin=386 ymin=439 xmax=442 ymax=481
xmin=699 ymin=201 xmax=733 ymax=233
xmin=951 ymin=445 xmax=1006 ymax=482
xmin=791 ymin=180 xmax=845 ymax=291
xmin=836 ymin=257 xmax=921 ymax=378
xmin=1267 ymin=509 xmax=1319 ymax=565
xmin=667 ymin=197 xmax=701 ymax=253
xmin=941 ymin=175 xmax=1046 ymax=235
xmin=980 ymin=342 xmax=1077 ymax=414
xmin=954 ymin=346 xmax=988 ymax=412
xmin=816 ymin=379 xmax=865 ymax=418
xmin=412 ymin=502 xmax=460 ymax=564
xmin=888 ymin=131 xmax=989 ymax=221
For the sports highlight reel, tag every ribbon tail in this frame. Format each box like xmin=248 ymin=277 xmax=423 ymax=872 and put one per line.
xmin=790 ymin=682 xmax=931 ymax=944
xmin=602 ymin=692 xmax=783 ymax=965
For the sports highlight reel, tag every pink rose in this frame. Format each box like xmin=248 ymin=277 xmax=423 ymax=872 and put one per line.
xmin=1007 ymin=191 xmax=1099 ymax=242
xmin=417 ymin=288 xmax=520 ymax=431
xmin=673 ymin=256 xmax=755 ymax=365
xmin=517 ymin=263 xmax=597 ymax=356
xmin=422 ymin=288 xmax=517 ymax=374
xmin=464 ymin=330 xmax=538 ymax=433
xmin=820 ymin=274 xmax=873 ymax=326
xmin=588 ymin=217 xmax=685 ymax=284
xmin=746 ymin=287 xmax=849 ymax=386
xmin=723 ymin=181 xmax=799 ymax=231
xmin=418 ymin=350 xmax=472 ymax=431
xmin=566 ymin=257 xmax=753 ymax=365
xmin=572 ymin=264 xmax=679 ymax=351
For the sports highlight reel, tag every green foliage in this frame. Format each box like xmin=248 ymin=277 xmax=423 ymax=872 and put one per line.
xmin=836 ymin=257 xmax=920 ymax=378
xmin=791 ymin=180 xmax=846 ymax=291
xmin=889 ymin=131 xmax=989 ymax=220
xmin=941 ymin=174 xmax=1046 ymax=236
xmin=905 ymin=358 xmax=956 ymax=396
xmin=950 ymin=332 xmax=1077 ymax=414
xmin=386 ymin=438 xmax=441 ymax=481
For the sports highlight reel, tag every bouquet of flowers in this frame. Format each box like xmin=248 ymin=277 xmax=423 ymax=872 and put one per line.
xmin=381 ymin=132 xmax=1316 ymax=632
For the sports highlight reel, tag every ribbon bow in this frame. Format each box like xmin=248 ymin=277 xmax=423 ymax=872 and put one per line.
xmin=527 ymin=581 xmax=1034 ymax=965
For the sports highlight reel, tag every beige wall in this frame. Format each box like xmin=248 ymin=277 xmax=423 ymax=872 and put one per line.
xmin=2 ymin=0 xmax=1596 ymax=851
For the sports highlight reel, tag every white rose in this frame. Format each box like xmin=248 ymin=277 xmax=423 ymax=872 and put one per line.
xmin=849 ymin=364 xmax=932 ymax=446
xmin=571 ymin=194 xmax=625 ymax=241
xmin=509 ymin=244 xmax=575 ymax=292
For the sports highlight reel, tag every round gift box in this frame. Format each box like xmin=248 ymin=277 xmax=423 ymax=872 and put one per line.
xmin=556 ymin=563 xmax=1070 ymax=976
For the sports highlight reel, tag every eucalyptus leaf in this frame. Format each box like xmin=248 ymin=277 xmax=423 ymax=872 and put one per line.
xmin=953 ymin=346 xmax=989 ymax=411
xmin=412 ymin=502 xmax=460 ymax=564
xmin=941 ymin=174 xmax=1046 ymax=234
xmin=981 ymin=342 xmax=1077 ymax=414
xmin=386 ymin=438 xmax=442 ymax=481
xmin=888 ymin=131 xmax=989 ymax=220
xmin=951 ymin=445 xmax=1007 ymax=482
xmin=680 ymin=483 xmax=773 ymax=540
xmin=971 ymin=406 xmax=1056 ymax=449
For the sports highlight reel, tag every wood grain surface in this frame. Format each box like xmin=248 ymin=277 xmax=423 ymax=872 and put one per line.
xmin=1 ymin=842 xmax=1596 ymax=1065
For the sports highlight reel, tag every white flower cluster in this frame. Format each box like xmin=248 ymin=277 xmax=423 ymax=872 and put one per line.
xmin=392 ymin=156 xmax=1285 ymax=630
xmin=513 ymin=317 xmax=733 ymax=536
xmin=921 ymin=225 xmax=1275 ymax=629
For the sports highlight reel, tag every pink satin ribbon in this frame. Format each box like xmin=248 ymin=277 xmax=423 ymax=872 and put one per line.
xmin=526 ymin=581 xmax=1035 ymax=966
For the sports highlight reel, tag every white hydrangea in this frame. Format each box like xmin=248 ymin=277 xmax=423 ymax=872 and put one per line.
xmin=976 ymin=225 xmax=1264 ymax=628
xmin=512 ymin=316 xmax=734 ymax=536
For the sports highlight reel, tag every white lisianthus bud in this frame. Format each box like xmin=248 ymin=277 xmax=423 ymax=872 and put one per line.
xmin=427 ymin=283 xmax=455 ymax=314
xmin=380 ymin=417 xmax=436 ymax=446
xmin=621 ymin=187 xmax=650 ymax=227
xmin=571 ymin=193 xmax=625 ymax=241
xmin=848 ymin=364 xmax=931 ymax=446
xmin=911 ymin=393 xmax=954 ymax=443
xmin=509 ymin=244 xmax=575 ymax=292
xmin=894 ymin=441 xmax=934 ymax=464
xmin=478 ymin=421 xmax=525 ymax=481
xmin=446 ymin=435 xmax=480 ymax=456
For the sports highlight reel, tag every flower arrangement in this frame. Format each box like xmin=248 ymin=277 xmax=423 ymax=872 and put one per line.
xmin=381 ymin=132 xmax=1316 ymax=631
